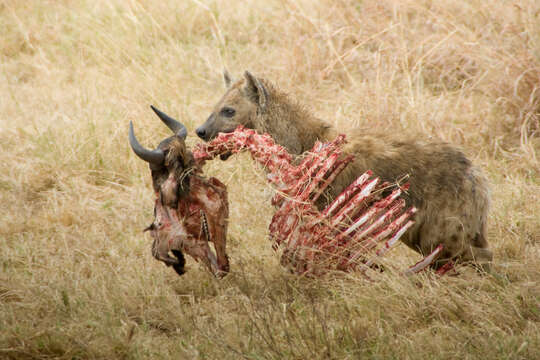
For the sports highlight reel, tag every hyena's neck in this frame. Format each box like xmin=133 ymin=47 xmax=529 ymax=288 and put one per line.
xmin=256 ymin=90 xmax=336 ymax=155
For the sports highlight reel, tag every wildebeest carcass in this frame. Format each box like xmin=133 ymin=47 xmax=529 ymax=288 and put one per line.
xmin=193 ymin=126 xmax=451 ymax=277
xmin=129 ymin=106 xmax=229 ymax=277
xmin=196 ymin=71 xmax=492 ymax=272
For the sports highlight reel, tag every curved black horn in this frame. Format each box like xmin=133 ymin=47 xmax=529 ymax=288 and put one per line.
xmin=129 ymin=122 xmax=165 ymax=164
xmin=150 ymin=105 xmax=187 ymax=140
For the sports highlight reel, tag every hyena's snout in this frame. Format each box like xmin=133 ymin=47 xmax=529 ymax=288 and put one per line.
xmin=195 ymin=125 xmax=209 ymax=140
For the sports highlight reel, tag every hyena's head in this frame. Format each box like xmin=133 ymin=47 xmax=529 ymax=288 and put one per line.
xmin=196 ymin=71 xmax=268 ymax=142
xmin=129 ymin=106 xmax=194 ymax=208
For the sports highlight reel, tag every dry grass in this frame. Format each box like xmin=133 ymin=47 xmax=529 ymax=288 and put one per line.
xmin=1 ymin=0 xmax=539 ymax=358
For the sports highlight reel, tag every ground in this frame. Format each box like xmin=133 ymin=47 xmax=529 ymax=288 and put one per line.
xmin=0 ymin=0 xmax=539 ymax=359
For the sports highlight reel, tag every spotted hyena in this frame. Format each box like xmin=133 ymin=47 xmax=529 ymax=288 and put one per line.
xmin=196 ymin=71 xmax=492 ymax=270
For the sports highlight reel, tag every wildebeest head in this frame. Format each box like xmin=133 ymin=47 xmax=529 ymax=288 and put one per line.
xmin=129 ymin=106 xmax=230 ymax=277
xmin=195 ymin=71 xmax=268 ymax=144
xmin=129 ymin=105 xmax=194 ymax=208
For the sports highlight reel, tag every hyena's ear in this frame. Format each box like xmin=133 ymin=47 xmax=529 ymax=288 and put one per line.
xmin=223 ymin=69 xmax=232 ymax=88
xmin=243 ymin=70 xmax=268 ymax=112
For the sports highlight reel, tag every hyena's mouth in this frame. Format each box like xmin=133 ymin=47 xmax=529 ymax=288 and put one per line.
xmin=216 ymin=128 xmax=239 ymax=160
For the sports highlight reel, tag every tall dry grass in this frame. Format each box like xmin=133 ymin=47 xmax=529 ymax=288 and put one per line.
xmin=1 ymin=0 xmax=539 ymax=358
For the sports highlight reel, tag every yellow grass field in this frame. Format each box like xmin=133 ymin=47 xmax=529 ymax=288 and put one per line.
xmin=1 ymin=0 xmax=539 ymax=358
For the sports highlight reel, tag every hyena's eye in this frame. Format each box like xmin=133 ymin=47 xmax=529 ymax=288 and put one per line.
xmin=220 ymin=107 xmax=236 ymax=118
